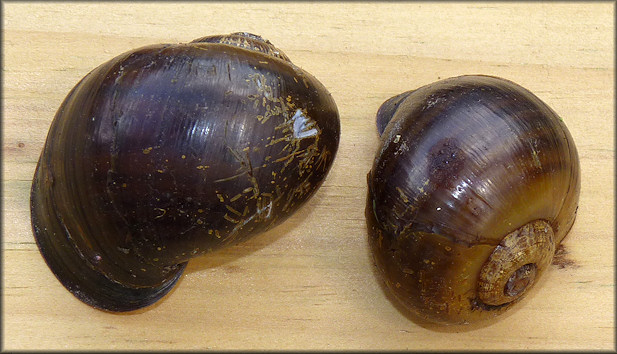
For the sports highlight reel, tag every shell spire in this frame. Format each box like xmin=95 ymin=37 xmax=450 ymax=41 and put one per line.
xmin=191 ymin=32 xmax=291 ymax=62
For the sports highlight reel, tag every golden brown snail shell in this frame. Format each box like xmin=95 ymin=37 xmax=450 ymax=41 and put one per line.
xmin=366 ymin=75 xmax=580 ymax=325
xmin=31 ymin=32 xmax=340 ymax=312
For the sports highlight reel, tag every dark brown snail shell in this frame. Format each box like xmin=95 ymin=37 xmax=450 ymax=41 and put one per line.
xmin=31 ymin=32 xmax=340 ymax=312
xmin=366 ymin=75 xmax=580 ymax=325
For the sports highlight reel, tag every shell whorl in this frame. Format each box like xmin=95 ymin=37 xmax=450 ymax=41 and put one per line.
xmin=370 ymin=75 xmax=579 ymax=247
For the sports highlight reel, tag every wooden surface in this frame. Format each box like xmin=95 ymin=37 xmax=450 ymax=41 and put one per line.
xmin=2 ymin=2 xmax=614 ymax=350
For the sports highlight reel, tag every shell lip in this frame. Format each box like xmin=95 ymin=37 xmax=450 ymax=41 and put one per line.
xmin=30 ymin=163 xmax=187 ymax=312
xmin=375 ymin=90 xmax=414 ymax=136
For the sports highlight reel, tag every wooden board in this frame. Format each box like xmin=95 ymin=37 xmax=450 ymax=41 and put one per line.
xmin=2 ymin=2 xmax=614 ymax=350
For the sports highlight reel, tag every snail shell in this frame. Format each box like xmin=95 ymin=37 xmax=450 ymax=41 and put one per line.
xmin=31 ymin=33 xmax=340 ymax=312
xmin=366 ymin=75 xmax=580 ymax=325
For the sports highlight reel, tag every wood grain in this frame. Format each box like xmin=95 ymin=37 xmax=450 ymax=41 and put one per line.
xmin=2 ymin=2 xmax=614 ymax=350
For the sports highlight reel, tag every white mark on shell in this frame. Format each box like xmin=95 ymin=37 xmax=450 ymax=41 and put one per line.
xmin=290 ymin=109 xmax=318 ymax=139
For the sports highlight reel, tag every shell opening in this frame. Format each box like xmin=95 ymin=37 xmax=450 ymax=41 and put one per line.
xmin=477 ymin=220 xmax=555 ymax=306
